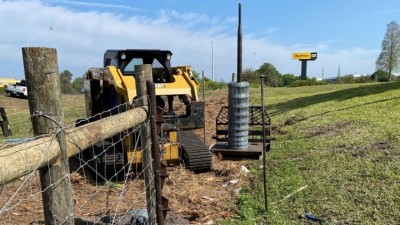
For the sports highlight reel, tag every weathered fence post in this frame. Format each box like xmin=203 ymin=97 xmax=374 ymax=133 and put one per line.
xmin=22 ymin=47 xmax=74 ymax=225
xmin=147 ymin=81 xmax=165 ymax=225
xmin=0 ymin=107 xmax=12 ymax=137
xmin=135 ymin=64 xmax=156 ymax=224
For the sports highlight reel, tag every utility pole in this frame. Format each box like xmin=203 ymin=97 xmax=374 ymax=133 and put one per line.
xmin=211 ymin=41 xmax=214 ymax=82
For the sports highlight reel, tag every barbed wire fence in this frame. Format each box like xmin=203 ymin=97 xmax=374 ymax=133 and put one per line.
xmin=0 ymin=48 xmax=165 ymax=225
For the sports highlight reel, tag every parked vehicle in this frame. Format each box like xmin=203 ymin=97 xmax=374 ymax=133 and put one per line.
xmin=5 ymin=80 xmax=27 ymax=98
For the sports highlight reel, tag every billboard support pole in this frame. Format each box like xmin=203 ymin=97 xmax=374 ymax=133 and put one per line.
xmin=292 ymin=52 xmax=317 ymax=80
xmin=301 ymin=60 xmax=307 ymax=80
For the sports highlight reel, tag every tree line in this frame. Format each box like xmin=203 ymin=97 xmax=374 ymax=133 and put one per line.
xmin=60 ymin=70 xmax=83 ymax=94
xmin=62 ymin=18 xmax=400 ymax=95
xmin=60 ymin=65 xmax=395 ymax=94
xmin=236 ymin=20 xmax=400 ymax=87
xmin=241 ymin=63 xmax=327 ymax=87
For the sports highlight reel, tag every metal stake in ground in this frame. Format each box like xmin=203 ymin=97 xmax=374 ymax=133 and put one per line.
xmin=147 ymin=80 xmax=165 ymax=225
xmin=260 ymin=74 xmax=268 ymax=212
xmin=202 ymin=70 xmax=206 ymax=143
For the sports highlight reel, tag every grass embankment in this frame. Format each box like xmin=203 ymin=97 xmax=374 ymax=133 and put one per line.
xmin=223 ymin=82 xmax=400 ymax=224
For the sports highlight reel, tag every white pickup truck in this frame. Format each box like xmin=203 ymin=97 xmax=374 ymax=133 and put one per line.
xmin=5 ymin=80 xmax=28 ymax=98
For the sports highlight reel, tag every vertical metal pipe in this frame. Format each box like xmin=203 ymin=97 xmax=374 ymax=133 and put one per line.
xmin=202 ymin=70 xmax=205 ymax=102
xmin=260 ymin=75 xmax=268 ymax=212
xmin=202 ymin=70 xmax=206 ymax=144
xmin=147 ymin=81 xmax=165 ymax=225
xmin=237 ymin=3 xmax=242 ymax=83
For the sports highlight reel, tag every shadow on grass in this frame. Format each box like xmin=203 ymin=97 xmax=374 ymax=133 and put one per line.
xmin=269 ymin=82 xmax=400 ymax=116
xmin=285 ymin=96 xmax=400 ymax=127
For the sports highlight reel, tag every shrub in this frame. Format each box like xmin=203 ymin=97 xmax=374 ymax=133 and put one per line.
xmin=289 ymin=78 xmax=327 ymax=87
xmin=200 ymin=77 xmax=227 ymax=90
xmin=371 ymin=70 xmax=390 ymax=82
xmin=282 ymin=74 xmax=300 ymax=86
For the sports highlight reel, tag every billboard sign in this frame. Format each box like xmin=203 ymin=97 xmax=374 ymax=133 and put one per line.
xmin=292 ymin=52 xmax=317 ymax=60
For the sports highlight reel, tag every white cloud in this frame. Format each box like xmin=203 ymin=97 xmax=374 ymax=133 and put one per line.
xmin=48 ymin=0 xmax=141 ymax=11
xmin=0 ymin=0 xmax=379 ymax=81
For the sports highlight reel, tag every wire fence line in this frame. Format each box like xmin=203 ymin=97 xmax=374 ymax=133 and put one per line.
xmin=0 ymin=96 xmax=162 ymax=224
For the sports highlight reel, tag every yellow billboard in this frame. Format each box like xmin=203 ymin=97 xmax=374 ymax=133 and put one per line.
xmin=292 ymin=52 xmax=317 ymax=60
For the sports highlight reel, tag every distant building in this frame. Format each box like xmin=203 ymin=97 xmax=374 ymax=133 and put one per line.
xmin=0 ymin=78 xmax=19 ymax=88
xmin=352 ymin=73 xmax=368 ymax=78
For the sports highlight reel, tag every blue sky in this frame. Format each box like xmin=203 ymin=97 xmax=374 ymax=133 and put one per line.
xmin=1 ymin=0 xmax=399 ymax=81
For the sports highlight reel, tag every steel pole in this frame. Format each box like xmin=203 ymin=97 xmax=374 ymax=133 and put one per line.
xmin=260 ymin=75 xmax=268 ymax=212
xmin=202 ymin=70 xmax=206 ymax=143
xmin=237 ymin=3 xmax=242 ymax=82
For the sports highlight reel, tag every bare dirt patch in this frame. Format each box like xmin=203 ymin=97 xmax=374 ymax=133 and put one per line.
xmin=306 ymin=121 xmax=352 ymax=138
xmin=283 ymin=114 xmax=305 ymax=126
xmin=335 ymin=141 xmax=397 ymax=159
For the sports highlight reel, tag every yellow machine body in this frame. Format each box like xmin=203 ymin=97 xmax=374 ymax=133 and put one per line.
xmin=84 ymin=65 xmax=199 ymax=167
xmin=82 ymin=49 xmax=211 ymax=175
xmin=126 ymin=131 xmax=180 ymax=167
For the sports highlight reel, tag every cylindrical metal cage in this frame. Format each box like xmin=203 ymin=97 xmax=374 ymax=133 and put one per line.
xmin=228 ymin=81 xmax=249 ymax=150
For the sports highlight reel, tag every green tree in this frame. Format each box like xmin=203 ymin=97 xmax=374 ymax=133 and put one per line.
xmin=256 ymin=63 xmax=283 ymax=87
xmin=60 ymin=70 xmax=74 ymax=94
xmin=376 ymin=21 xmax=400 ymax=82
xmin=282 ymin=73 xmax=300 ymax=86
xmin=242 ymin=68 xmax=260 ymax=87
xmin=371 ymin=70 xmax=390 ymax=82
xmin=72 ymin=77 xmax=84 ymax=93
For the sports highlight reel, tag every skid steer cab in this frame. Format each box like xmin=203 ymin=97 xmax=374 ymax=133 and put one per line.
xmin=78 ymin=49 xmax=212 ymax=180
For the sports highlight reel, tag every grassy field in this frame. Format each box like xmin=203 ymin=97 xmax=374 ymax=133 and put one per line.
xmin=0 ymin=94 xmax=86 ymax=140
xmin=223 ymin=82 xmax=400 ymax=224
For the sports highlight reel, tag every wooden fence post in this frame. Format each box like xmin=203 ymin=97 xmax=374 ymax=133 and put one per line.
xmin=22 ymin=47 xmax=74 ymax=225
xmin=135 ymin=64 xmax=156 ymax=224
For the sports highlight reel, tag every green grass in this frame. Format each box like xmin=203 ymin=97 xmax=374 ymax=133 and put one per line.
xmin=222 ymin=82 xmax=400 ymax=225
xmin=0 ymin=94 xmax=86 ymax=140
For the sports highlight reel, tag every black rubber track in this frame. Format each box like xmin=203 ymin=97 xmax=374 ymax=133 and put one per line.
xmin=178 ymin=130 xmax=212 ymax=173
xmin=75 ymin=119 xmax=125 ymax=181
xmin=87 ymin=144 xmax=125 ymax=181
